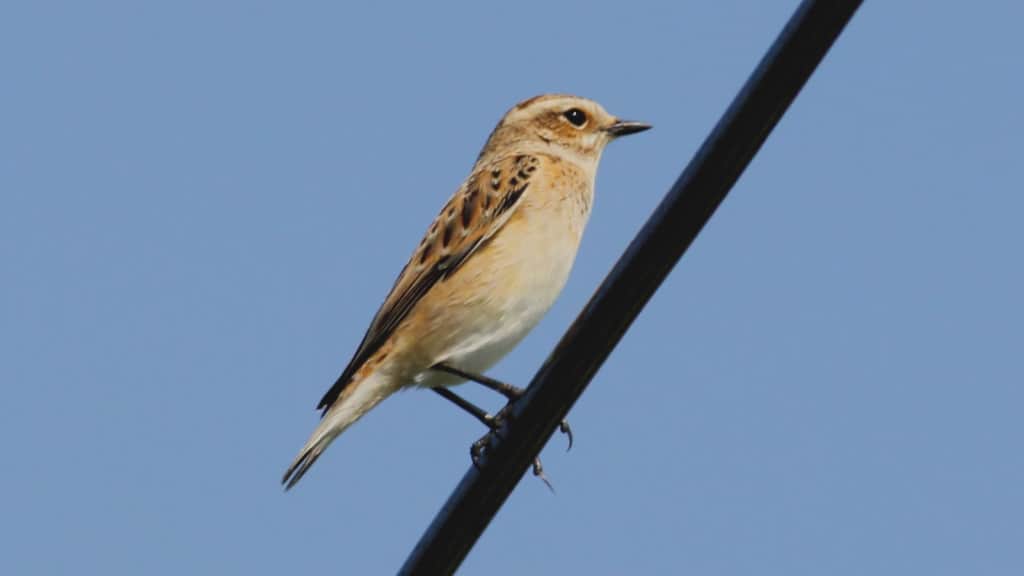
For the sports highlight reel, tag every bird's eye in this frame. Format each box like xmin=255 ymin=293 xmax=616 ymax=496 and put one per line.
xmin=563 ymin=108 xmax=588 ymax=127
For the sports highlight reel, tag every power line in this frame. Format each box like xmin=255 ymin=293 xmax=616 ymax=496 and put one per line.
xmin=399 ymin=1 xmax=864 ymax=573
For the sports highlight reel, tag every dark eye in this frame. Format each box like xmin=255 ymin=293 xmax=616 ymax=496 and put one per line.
xmin=563 ymin=108 xmax=587 ymax=127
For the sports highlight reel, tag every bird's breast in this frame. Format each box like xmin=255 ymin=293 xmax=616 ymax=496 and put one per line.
xmin=406 ymin=183 xmax=591 ymax=386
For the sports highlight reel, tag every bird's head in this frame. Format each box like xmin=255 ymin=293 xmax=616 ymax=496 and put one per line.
xmin=482 ymin=94 xmax=650 ymax=162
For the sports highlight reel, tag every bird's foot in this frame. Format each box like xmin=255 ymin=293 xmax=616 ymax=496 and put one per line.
xmin=432 ymin=363 xmax=575 ymax=452
xmin=468 ymin=405 xmax=555 ymax=492
xmin=486 ymin=386 xmax=575 ymax=452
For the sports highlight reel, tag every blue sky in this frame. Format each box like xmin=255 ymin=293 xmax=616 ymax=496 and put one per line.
xmin=3 ymin=1 xmax=1022 ymax=574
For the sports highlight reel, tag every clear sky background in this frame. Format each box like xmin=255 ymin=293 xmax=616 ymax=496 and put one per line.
xmin=3 ymin=1 xmax=1022 ymax=574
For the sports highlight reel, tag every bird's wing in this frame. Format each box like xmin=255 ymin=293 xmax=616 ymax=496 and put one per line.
xmin=317 ymin=153 xmax=541 ymax=413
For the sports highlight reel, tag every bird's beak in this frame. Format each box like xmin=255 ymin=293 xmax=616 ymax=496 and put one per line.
xmin=605 ymin=119 xmax=652 ymax=137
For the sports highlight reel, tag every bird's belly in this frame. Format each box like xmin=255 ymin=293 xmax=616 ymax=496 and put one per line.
xmin=443 ymin=280 xmax=556 ymax=374
xmin=410 ymin=216 xmax=581 ymax=388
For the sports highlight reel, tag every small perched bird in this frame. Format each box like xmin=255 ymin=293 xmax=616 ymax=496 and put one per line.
xmin=283 ymin=94 xmax=649 ymax=489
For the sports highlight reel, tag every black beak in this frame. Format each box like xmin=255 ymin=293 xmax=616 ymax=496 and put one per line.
xmin=605 ymin=120 xmax=652 ymax=137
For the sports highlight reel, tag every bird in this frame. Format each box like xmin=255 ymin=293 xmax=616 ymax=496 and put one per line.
xmin=282 ymin=94 xmax=650 ymax=489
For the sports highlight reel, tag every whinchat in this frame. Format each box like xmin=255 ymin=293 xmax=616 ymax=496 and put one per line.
xmin=283 ymin=94 xmax=650 ymax=489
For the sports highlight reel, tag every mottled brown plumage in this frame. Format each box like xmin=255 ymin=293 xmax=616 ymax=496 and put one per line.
xmin=283 ymin=94 xmax=649 ymax=489
xmin=316 ymin=153 xmax=540 ymax=413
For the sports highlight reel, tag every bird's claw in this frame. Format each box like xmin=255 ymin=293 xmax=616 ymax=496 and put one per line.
xmin=504 ymin=392 xmax=574 ymax=451
xmin=470 ymin=411 xmax=505 ymax=468
xmin=470 ymin=435 xmax=489 ymax=469
xmin=532 ymin=457 xmax=555 ymax=492
xmin=473 ymin=439 xmax=554 ymax=492
xmin=468 ymin=412 xmax=555 ymax=492
xmin=559 ymin=419 xmax=573 ymax=451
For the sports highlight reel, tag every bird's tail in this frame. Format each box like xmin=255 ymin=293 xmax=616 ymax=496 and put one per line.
xmin=282 ymin=373 xmax=390 ymax=490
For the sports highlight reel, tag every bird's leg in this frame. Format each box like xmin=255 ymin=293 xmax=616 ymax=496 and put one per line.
xmin=432 ymin=387 xmax=497 ymax=430
xmin=432 ymin=363 xmax=573 ymax=450
xmin=432 ymin=387 xmax=547 ymax=482
xmin=432 ymin=363 xmax=522 ymax=400
xmin=431 ymin=387 xmax=506 ymax=458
